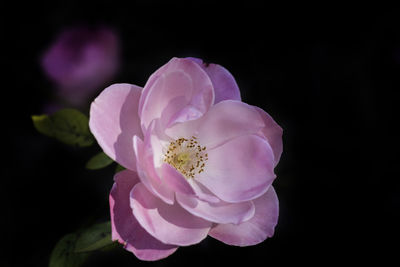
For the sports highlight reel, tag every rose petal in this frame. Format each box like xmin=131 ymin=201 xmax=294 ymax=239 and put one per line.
xmin=89 ymin=83 xmax=142 ymax=171
xmin=187 ymin=57 xmax=241 ymax=104
xmin=148 ymin=124 xmax=170 ymax=169
xmin=159 ymin=96 xmax=205 ymax=129
xmin=130 ymin=182 xmax=212 ymax=246
xmin=196 ymin=134 xmax=275 ymax=203
xmin=133 ymin=135 xmax=175 ymax=205
xmin=110 ymin=170 xmax=177 ymax=261
xmin=209 ymin=186 xmax=279 ymax=246
xmin=176 ymin=192 xmax=255 ymax=224
xmin=254 ymin=107 xmax=283 ymax=166
xmin=196 ymin=101 xmax=267 ymax=149
xmin=165 ymin=100 xmax=266 ymax=150
xmin=139 ymin=58 xmax=214 ymax=131
xmin=160 ymin=163 xmax=196 ymax=196
xmin=188 ymin=179 xmax=221 ymax=203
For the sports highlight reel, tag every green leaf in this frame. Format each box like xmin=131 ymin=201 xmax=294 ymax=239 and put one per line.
xmin=74 ymin=221 xmax=113 ymax=253
xmin=115 ymin=164 xmax=126 ymax=174
xmin=99 ymin=241 xmax=121 ymax=252
xmin=32 ymin=108 xmax=94 ymax=147
xmin=86 ymin=152 xmax=113 ymax=170
xmin=49 ymin=233 xmax=89 ymax=267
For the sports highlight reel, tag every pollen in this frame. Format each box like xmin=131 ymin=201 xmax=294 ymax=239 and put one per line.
xmin=163 ymin=136 xmax=208 ymax=179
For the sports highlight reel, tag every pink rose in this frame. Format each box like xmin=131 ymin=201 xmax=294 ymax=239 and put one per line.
xmin=42 ymin=26 xmax=120 ymax=106
xmin=89 ymin=58 xmax=282 ymax=261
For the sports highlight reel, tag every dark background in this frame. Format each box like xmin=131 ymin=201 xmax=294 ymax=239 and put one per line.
xmin=3 ymin=1 xmax=399 ymax=266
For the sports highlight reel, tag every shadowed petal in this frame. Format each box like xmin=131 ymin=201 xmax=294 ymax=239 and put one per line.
xmin=110 ymin=170 xmax=177 ymax=261
xmin=130 ymin=183 xmax=212 ymax=246
xmin=188 ymin=179 xmax=221 ymax=203
xmin=187 ymin=57 xmax=241 ymax=104
xmin=160 ymin=163 xmax=196 ymax=196
xmin=89 ymin=83 xmax=142 ymax=171
xmin=133 ymin=136 xmax=175 ymax=205
xmin=176 ymin=193 xmax=255 ymax=224
xmin=209 ymin=186 xmax=279 ymax=246
xmin=254 ymin=107 xmax=283 ymax=166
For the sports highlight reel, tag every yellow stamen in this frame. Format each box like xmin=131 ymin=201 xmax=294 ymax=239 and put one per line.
xmin=163 ymin=136 xmax=208 ymax=179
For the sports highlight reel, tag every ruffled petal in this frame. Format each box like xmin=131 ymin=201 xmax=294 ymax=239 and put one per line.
xmin=209 ymin=186 xmax=279 ymax=246
xmin=110 ymin=170 xmax=177 ymax=261
xmin=89 ymin=83 xmax=142 ymax=171
xmin=133 ymin=135 xmax=175 ymax=205
xmin=187 ymin=57 xmax=241 ymax=104
xmin=176 ymin=193 xmax=255 ymax=224
xmin=254 ymin=107 xmax=283 ymax=166
xmin=138 ymin=58 xmax=214 ymax=131
xmin=130 ymin=182 xmax=212 ymax=246
xmin=196 ymin=134 xmax=275 ymax=203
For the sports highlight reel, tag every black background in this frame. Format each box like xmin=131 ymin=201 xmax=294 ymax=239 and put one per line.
xmin=3 ymin=1 xmax=399 ymax=266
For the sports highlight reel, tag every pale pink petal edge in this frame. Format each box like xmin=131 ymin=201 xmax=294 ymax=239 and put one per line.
xmin=208 ymin=186 xmax=279 ymax=246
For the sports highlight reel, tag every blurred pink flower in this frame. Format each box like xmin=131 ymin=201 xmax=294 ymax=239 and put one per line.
xmin=89 ymin=57 xmax=282 ymax=261
xmin=42 ymin=26 xmax=120 ymax=106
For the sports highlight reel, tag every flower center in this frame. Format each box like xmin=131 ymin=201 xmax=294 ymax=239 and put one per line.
xmin=163 ymin=136 xmax=208 ymax=179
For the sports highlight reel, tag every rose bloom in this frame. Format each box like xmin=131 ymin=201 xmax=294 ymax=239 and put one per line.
xmin=89 ymin=57 xmax=283 ymax=261
xmin=42 ymin=26 xmax=120 ymax=106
